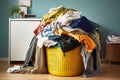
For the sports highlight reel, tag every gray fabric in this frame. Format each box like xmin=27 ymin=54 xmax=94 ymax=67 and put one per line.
xmin=23 ymin=36 xmax=38 ymax=67
xmin=12 ymin=36 xmax=47 ymax=74
xmin=81 ymin=45 xmax=91 ymax=70
xmin=12 ymin=67 xmax=33 ymax=74
xmin=89 ymin=30 xmax=103 ymax=74
xmin=81 ymin=30 xmax=103 ymax=77
xmin=11 ymin=46 xmax=47 ymax=74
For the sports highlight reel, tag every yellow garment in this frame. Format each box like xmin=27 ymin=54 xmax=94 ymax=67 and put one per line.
xmin=56 ymin=28 xmax=96 ymax=53
xmin=42 ymin=8 xmax=76 ymax=23
xmin=93 ymin=31 xmax=101 ymax=50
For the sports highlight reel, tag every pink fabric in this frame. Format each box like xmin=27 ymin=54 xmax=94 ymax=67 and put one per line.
xmin=33 ymin=21 xmax=50 ymax=36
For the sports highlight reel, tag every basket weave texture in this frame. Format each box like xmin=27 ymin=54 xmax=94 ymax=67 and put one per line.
xmin=46 ymin=46 xmax=84 ymax=76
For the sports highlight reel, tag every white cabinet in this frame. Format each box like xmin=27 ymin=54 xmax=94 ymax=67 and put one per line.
xmin=9 ymin=18 xmax=41 ymax=61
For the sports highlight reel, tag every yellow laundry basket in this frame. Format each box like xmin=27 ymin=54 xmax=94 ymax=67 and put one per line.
xmin=46 ymin=46 xmax=84 ymax=76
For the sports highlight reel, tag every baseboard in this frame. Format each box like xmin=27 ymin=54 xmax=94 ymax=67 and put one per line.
xmin=0 ymin=58 xmax=8 ymax=61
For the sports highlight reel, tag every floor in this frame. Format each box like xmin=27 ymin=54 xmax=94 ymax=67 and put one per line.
xmin=0 ymin=61 xmax=120 ymax=80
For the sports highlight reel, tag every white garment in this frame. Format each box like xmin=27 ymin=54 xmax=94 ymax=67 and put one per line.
xmin=107 ymin=34 xmax=120 ymax=43
xmin=7 ymin=65 xmax=22 ymax=73
xmin=37 ymin=35 xmax=48 ymax=48
xmin=81 ymin=46 xmax=91 ymax=70
xmin=43 ymin=40 xmax=58 ymax=47
xmin=56 ymin=10 xmax=82 ymax=25
xmin=48 ymin=6 xmax=65 ymax=13
xmin=52 ymin=10 xmax=82 ymax=35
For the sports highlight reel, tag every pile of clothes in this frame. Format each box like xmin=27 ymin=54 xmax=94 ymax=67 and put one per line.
xmin=107 ymin=33 xmax=120 ymax=44
xmin=8 ymin=6 xmax=102 ymax=77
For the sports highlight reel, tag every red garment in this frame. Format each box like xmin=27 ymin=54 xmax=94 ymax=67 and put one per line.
xmin=33 ymin=21 xmax=50 ymax=36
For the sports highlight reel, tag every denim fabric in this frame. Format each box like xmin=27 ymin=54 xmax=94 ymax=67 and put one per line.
xmin=70 ymin=16 xmax=95 ymax=33
xmin=41 ymin=24 xmax=55 ymax=37
xmin=48 ymin=35 xmax=61 ymax=41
